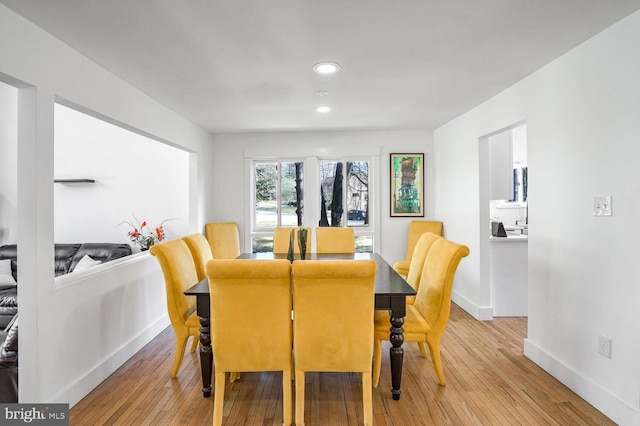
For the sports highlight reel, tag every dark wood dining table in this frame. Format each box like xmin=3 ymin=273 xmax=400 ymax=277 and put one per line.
xmin=184 ymin=252 xmax=416 ymax=401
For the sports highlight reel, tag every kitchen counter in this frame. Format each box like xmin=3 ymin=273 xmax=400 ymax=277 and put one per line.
xmin=490 ymin=235 xmax=527 ymax=316
xmin=490 ymin=234 xmax=528 ymax=241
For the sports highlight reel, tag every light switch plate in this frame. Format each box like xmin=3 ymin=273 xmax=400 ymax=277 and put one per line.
xmin=593 ymin=196 xmax=612 ymax=216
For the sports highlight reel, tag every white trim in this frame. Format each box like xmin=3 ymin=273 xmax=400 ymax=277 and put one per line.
xmin=52 ymin=314 xmax=170 ymax=407
xmin=524 ymin=339 xmax=639 ymax=426
xmin=452 ymin=290 xmax=494 ymax=321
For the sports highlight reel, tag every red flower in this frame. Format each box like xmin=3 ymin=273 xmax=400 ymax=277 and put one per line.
xmin=121 ymin=216 xmax=172 ymax=250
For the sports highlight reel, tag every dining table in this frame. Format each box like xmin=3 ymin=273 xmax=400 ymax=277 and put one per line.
xmin=184 ymin=252 xmax=416 ymax=401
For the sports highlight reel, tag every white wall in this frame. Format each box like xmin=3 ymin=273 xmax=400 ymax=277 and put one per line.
xmin=54 ymin=103 xmax=190 ymax=247
xmin=434 ymin=10 xmax=640 ymax=425
xmin=211 ymin=130 xmax=435 ymax=264
xmin=0 ymin=81 xmax=17 ymax=245
xmin=0 ymin=4 xmax=215 ymax=406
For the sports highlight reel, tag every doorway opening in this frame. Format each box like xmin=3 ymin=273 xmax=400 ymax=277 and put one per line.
xmin=479 ymin=122 xmax=528 ymax=318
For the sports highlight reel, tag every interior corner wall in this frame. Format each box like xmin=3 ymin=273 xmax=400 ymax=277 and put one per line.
xmin=0 ymin=80 xmax=17 ymax=245
xmin=434 ymin=10 xmax=640 ymax=425
xmin=0 ymin=4 xmax=215 ymax=406
xmin=211 ymin=130 xmax=435 ymax=264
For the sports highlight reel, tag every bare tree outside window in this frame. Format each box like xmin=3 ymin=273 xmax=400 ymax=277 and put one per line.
xmin=319 ymin=160 xmax=369 ymax=228
xmin=347 ymin=161 xmax=369 ymax=227
xmin=319 ymin=161 xmax=340 ymax=226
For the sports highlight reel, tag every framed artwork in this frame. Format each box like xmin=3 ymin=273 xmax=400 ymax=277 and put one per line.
xmin=390 ymin=153 xmax=424 ymax=217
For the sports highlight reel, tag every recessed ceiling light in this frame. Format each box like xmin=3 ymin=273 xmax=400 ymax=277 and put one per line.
xmin=316 ymin=105 xmax=333 ymax=113
xmin=313 ymin=62 xmax=341 ymax=75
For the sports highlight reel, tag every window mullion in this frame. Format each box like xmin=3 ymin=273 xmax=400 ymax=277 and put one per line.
xmin=276 ymin=162 xmax=282 ymax=227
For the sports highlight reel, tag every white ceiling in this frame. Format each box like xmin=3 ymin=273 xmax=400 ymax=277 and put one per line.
xmin=3 ymin=0 xmax=640 ymax=134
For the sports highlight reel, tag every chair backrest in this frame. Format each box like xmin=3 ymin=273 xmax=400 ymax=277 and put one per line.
xmin=181 ymin=233 xmax=213 ymax=281
xmin=405 ymin=221 xmax=444 ymax=261
xmin=292 ymin=259 xmax=377 ymax=372
xmin=206 ymin=259 xmax=292 ymax=372
xmin=315 ymin=227 xmax=355 ymax=253
xmin=405 ymin=232 xmax=443 ymax=304
xmin=273 ymin=227 xmax=312 ymax=254
xmin=405 ymin=232 xmax=443 ymax=291
xmin=149 ymin=239 xmax=198 ymax=326
xmin=413 ymin=238 xmax=469 ymax=332
xmin=205 ymin=222 xmax=241 ymax=259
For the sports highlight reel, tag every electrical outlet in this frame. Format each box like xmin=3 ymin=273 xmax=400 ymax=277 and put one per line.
xmin=598 ymin=335 xmax=611 ymax=359
xmin=593 ymin=196 xmax=612 ymax=216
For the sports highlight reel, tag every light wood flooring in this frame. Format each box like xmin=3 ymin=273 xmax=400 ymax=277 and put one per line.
xmin=70 ymin=303 xmax=615 ymax=425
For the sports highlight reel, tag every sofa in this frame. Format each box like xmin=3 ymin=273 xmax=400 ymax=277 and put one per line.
xmin=0 ymin=314 xmax=18 ymax=403
xmin=0 ymin=243 xmax=132 ymax=329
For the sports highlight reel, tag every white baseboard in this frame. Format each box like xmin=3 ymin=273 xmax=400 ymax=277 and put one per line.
xmin=451 ymin=289 xmax=493 ymax=320
xmin=51 ymin=314 xmax=170 ymax=408
xmin=524 ymin=338 xmax=640 ymax=426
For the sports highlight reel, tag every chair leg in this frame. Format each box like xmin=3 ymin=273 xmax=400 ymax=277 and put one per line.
xmin=295 ymin=370 xmax=305 ymax=426
xmin=417 ymin=341 xmax=428 ymax=357
xmin=171 ymin=333 xmax=189 ymax=377
xmin=282 ymin=370 xmax=292 ymax=426
xmin=427 ymin=337 xmax=446 ymax=385
xmin=372 ymin=338 xmax=382 ymax=387
xmin=229 ymin=372 xmax=241 ymax=382
xmin=189 ymin=334 xmax=198 ymax=352
xmin=362 ymin=370 xmax=373 ymax=426
xmin=212 ymin=372 xmax=226 ymax=426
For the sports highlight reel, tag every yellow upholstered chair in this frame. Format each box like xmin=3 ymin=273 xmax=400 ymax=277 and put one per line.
xmin=373 ymin=237 xmax=469 ymax=387
xmin=393 ymin=220 xmax=444 ymax=276
xmin=181 ymin=233 xmax=213 ymax=281
xmin=273 ymin=226 xmax=312 ymax=255
xmin=315 ymin=227 xmax=355 ymax=253
xmin=292 ymin=260 xmax=377 ymax=426
xmin=206 ymin=259 xmax=293 ymax=426
xmin=404 ymin=232 xmax=443 ymax=305
xmin=149 ymin=239 xmax=200 ymax=377
xmin=183 ymin=233 xmax=241 ymax=383
xmin=204 ymin=222 xmax=241 ymax=259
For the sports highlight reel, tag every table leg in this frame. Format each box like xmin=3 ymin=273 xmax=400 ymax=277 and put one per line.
xmin=389 ymin=315 xmax=405 ymax=400
xmin=198 ymin=316 xmax=213 ymax=398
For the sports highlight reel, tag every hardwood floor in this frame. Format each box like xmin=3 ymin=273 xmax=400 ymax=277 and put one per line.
xmin=70 ymin=304 xmax=615 ymax=425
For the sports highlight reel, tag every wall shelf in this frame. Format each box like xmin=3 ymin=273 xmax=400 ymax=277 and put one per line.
xmin=54 ymin=179 xmax=96 ymax=183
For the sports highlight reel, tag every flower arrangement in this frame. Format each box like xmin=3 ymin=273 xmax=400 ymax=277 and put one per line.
xmin=119 ymin=215 xmax=170 ymax=251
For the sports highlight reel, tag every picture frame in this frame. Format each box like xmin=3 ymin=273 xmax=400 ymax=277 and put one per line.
xmin=390 ymin=153 xmax=424 ymax=217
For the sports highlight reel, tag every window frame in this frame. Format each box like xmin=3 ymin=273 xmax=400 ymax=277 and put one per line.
xmin=246 ymin=152 xmax=379 ymax=253
xmin=318 ymin=158 xmax=371 ymax=228
xmin=249 ymin=158 xmax=305 ymax=252
xmin=252 ymin=159 xmax=305 ymax=231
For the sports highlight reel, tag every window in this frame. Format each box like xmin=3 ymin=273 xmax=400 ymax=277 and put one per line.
xmin=250 ymin=155 xmax=376 ymax=253
xmin=252 ymin=160 xmax=304 ymax=252
xmin=319 ymin=160 xmax=369 ymax=228
xmin=318 ymin=160 xmax=372 ymax=252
